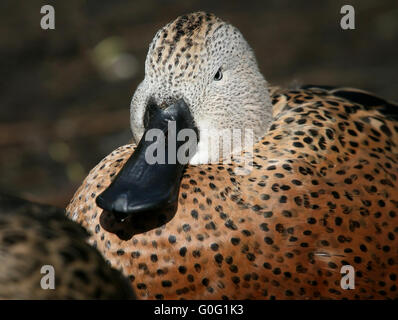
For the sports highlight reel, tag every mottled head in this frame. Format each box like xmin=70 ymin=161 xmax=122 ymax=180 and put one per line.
xmin=130 ymin=12 xmax=272 ymax=162
xmin=96 ymin=12 xmax=272 ymax=223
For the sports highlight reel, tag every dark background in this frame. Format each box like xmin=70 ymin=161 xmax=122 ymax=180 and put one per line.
xmin=0 ymin=0 xmax=397 ymax=207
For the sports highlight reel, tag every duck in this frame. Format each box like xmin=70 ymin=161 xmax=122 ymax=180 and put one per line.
xmin=0 ymin=193 xmax=135 ymax=299
xmin=67 ymin=12 xmax=398 ymax=299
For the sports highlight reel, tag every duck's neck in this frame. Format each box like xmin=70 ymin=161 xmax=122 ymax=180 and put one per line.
xmin=189 ymin=82 xmax=273 ymax=165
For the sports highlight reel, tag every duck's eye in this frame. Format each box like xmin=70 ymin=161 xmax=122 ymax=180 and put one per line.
xmin=214 ymin=68 xmax=223 ymax=81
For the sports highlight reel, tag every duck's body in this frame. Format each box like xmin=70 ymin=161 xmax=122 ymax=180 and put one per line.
xmin=67 ymin=84 xmax=398 ymax=299
xmin=0 ymin=193 xmax=135 ymax=299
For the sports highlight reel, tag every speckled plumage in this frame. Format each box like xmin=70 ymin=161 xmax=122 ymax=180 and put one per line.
xmin=0 ymin=194 xmax=135 ymax=299
xmin=130 ymin=12 xmax=271 ymax=163
xmin=67 ymin=12 xmax=398 ymax=300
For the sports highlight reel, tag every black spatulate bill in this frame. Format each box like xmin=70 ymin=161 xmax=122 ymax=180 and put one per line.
xmin=96 ymin=99 xmax=197 ymax=238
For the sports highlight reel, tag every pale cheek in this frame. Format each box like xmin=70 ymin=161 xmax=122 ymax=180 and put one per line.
xmin=189 ymin=139 xmax=210 ymax=165
xmin=189 ymin=119 xmax=218 ymax=165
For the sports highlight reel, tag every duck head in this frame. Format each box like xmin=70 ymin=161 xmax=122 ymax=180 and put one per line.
xmin=96 ymin=12 xmax=272 ymax=235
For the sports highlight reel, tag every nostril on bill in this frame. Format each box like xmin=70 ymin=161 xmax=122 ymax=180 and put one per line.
xmin=143 ymin=98 xmax=160 ymax=129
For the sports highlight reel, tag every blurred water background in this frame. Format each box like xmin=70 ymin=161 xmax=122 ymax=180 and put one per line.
xmin=0 ymin=0 xmax=397 ymax=207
